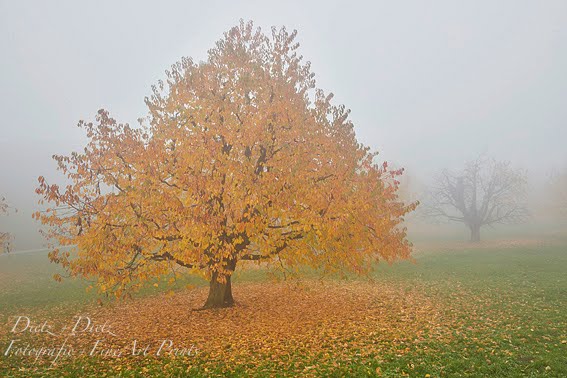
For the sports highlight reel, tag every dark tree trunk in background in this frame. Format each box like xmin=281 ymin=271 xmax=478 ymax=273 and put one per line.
xmin=202 ymin=259 xmax=236 ymax=309
xmin=470 ymin=224 xmax=481 ymax=243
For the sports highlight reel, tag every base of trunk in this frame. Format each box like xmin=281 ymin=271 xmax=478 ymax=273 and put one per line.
xmin=201 ymin=272 xmax=234 ymax=309
xmin=470 ymin=225 xmax=481 ymax=243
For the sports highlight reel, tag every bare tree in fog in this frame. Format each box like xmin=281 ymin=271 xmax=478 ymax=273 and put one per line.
xmin=424 ymin=158 xmax=529 ymax=242
xmin=1 ymin=196 xmax=14 ymax=253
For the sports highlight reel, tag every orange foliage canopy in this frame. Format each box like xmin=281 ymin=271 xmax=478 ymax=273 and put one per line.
xmin=35 ymin=21 xmax=417 ymax=301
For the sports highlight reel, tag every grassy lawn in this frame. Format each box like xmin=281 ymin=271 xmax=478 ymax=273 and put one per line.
xmin=0 ymin=241 xmax=566 ymax=377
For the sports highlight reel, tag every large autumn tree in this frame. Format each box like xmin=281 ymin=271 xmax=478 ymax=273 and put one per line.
xmin=35 ymin=21 xmax=416 ymax=309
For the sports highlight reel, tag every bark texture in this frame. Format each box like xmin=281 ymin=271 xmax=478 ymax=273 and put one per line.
xmin=202 ymin=259 xmax=236 ymax=309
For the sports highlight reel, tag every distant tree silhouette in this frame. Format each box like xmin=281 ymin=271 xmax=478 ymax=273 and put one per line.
xmin=1 ymin=196 xmax=14 ymax=253
xmin=424 ymin=158 xmax=528 ymax=242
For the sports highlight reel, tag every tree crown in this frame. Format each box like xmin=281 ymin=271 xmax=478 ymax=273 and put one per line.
xmin=424 ymin=157 xmax=528 ymax=227
xmin=35 ymin=21 xmax=416 ymax=297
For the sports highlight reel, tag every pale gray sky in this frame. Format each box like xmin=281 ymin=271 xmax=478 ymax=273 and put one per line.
xmin=1 ymin=0 xmax=566 ymax=250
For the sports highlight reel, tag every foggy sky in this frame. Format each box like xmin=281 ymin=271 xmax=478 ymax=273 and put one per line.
xmin=1 ymin=0 xmax=566 ymax=250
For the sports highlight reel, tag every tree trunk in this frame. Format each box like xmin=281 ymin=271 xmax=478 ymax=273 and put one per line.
xmin=470 ymin=224 xmax=481 ymax=243
xmin=202 ymin=259 xmax=236 ymax=309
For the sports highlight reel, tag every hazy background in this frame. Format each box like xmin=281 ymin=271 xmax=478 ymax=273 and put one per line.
xmin=1 ymin=0 xmax=566 ymax=251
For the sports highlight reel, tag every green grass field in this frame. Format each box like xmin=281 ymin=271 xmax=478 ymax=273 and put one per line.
xmin=1 ymin=240 xmax=566 ymax=377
